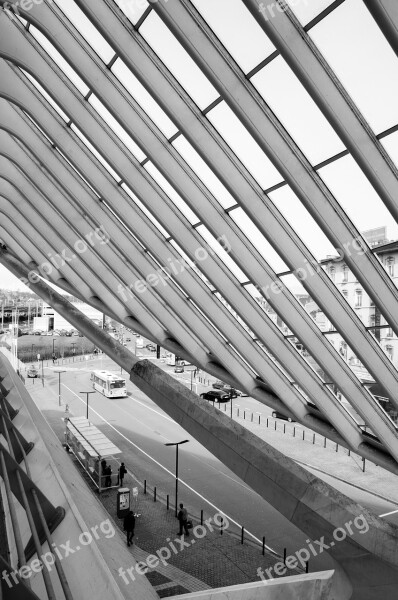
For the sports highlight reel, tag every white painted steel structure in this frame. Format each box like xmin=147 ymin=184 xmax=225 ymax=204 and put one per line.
xmin=0 ymin=0 xmax=398 ymax=471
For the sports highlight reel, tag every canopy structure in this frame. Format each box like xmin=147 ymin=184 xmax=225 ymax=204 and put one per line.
xmin=0 ymin=0 xmax=397 ymax=474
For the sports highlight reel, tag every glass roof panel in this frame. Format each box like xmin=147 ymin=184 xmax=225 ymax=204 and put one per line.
xmin=111 ymin=58 xmax=178 ymax=139
xmin=29 ymin=26 xmax=90 ymax=96
xmin=309 ymin=0 xmax=398 ymax=133
xmin=88 ymin=94 xmax=146 ymax=162
xmin=381 ymin=131 xmax=398 ymax=173
xmin=139 ymin=11 xmax=219 ymax=110
xmin=251 ymin=56 xmax=345 ymax=165
xmin=195 ymin=225 xmax=248 ymax=283
xmin=143 ymin=162 xmax=200 ymax=225
xmin=318 ymin=155 xmax=398 ymax=244
xmin=287 ymin=0 xmax=341 ymax=26
xmin=172 ymin=136 xmax=236 ymax=209
xmin=121 ymin=183 xmax=170 ymax=238
xmin=207 ymin=101 xmax=283 ymax=189
xmin=269 ymin=186 xmax=337 ymax=260
xmin=70 ymin=124 xmax=121 ymax=182
xmin=190 ymin=0 xmax=276 ymax=74
xmin=21 ymin=70 xmax=69 ymax=122
xmin=228 ymin=207 xmax=289 ymax=273
xmin=54 ymin=0 xmax=116 ymax=63
xmin=113 ymin=0 xmax=150 ymax=25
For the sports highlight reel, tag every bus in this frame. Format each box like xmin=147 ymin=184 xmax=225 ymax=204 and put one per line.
xmin=90 ymin=370 xmax=127 ymax=398
xmin=166 ymin=353 xmax=187 ymax=367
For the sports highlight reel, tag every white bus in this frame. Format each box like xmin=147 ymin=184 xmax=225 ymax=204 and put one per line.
xmin=90 ymin=370 xmax=127 ymax=398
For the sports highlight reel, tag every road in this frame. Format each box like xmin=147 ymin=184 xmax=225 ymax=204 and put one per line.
xmin=25 ymin=338 xmax=398 ymax=574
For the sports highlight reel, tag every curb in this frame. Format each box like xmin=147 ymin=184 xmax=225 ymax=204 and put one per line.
xmin=297 ymin=460 xmax=398 ymax=508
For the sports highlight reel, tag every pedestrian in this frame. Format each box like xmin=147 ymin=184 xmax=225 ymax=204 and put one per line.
xmin=105 ymin=465 xmax=112 ymax=487
xmin=119 ymin=462 xmax=127 ymax=486
xmin=177 ymin=503 xmax=189 ymax=536
xmin=124 ymin=510 xmax=135 ymax=546
xmin=52 ymin=352 xmax=56 ymax=364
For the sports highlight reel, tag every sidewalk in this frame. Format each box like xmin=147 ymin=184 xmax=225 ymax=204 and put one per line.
xmin=28 ymin=384 xmax=299 ymax=598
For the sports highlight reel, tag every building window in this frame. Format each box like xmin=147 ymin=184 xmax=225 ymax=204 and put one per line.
xmin=342 ymin=289 xmax=348 ymax=299
xmin=387 ymin=327 xmax=394 ymax=338
xmin=342 ymin=265 xmax=348 ymax=282
xmin=329 ymin=266 xmax=335 ymax=282
xmin=339 ymin=342 xmax=347 ymax=359
xmin=354 ymin=290 xmax=362 ymax=307
xmin=386 ymin=345 xmax=394 ymax=361
xmin=387 ymin=257 xmax=395 ymax=277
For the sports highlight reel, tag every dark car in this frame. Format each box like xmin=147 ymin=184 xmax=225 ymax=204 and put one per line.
xmin=272 ymin=411 xmax=295 ymax=422
xmin=212 ymin=380 xmax=225 ymax=390
xmin=174 ymin=365 xmax=184 ymax=373
xmin=146 ymin=343 xmax=156 ymax=351
xmin=200 ymin=390 xmax=230 ymax=403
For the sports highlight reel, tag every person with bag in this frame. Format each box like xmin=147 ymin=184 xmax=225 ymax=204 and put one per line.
xmin=124 ymin=511 xmax=135 ymax=546
xmin=177 ymin=503 xmax=190 ymax=536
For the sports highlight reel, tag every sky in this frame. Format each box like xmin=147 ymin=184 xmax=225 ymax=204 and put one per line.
xmin=1 ymin=0 xmax=398 ymax=292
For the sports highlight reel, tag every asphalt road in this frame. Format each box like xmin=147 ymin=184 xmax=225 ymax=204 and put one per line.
xmin=28 ymin=343 xmax=398 ymax=574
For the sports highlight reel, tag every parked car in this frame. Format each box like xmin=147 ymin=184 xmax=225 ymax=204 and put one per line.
xmin=65 ymin=331 xmax=72 ymax=336
xmin=146 ymin=343 xmax=156 ymax=351
xmin=212 ymin=380 xmax=225 ymax=390
xmin=52 ymin=332 xmax=61 ymax=336
xmin=27 ymin=365 xmax=39 ymax=378
xmin=125 ymin=337 xmax=131 ymax=342
xmin=272 ymin=411 xmax=295 ymax=422
xmin=200 ymin=390 xmax=230 ymax=403
xmin=174 ymin=365 xmax=184 ymax=373
xmin=33 ymin=330 xmax=43 ymax=335
xmin=235 ymin=389 xmax=249 ymax=397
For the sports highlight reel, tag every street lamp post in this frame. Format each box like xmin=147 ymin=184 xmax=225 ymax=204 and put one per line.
xmin=165 ymin=440 xmax=189 ymax=516
xmin=80 ymin=391 xmax=95 ymax=420
xmin=54 ymin=370 xmax=66 ymax=406
xmin=31 ymin=343 xmax=35 ymax=362
xmin=71 ymin=342 xmax=76 ymax=362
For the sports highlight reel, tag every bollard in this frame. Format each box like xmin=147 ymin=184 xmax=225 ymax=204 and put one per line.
xmin=283 ymin=423 xmax=286 ymax=434
xmin=306 ymin=561 xmax=309 ymax=573
xmin=336 ymin=443 xmax=338 ymax=452
xmin=258 ymin=414 xmax=261 ymax=425
xmin=266 ymin=418 xmax=269 ymax=427
xmin=201 ymin=510 xmax=204 ymax=525
xmin=302 ymin=430 xmax=305 ymax=441
xmin=348 ymin=449 xmax=351 ymax=456
xmin=154 ymin=487 xmax=157 ymax=502
xmin=241 ymin=526 xmax=244 ymax=544
xmin=237 ymin=408 xmax=240 ymax=417
xmin=167 ymin=494 xmax=169 ymax=510
xmin=144 ymin=479 xmax=147 ymax=494
xmin=262 ymin=536 xmax=265 ymax=556
xmin=293 ymin=427 xmax=296 ymax=437
xmin=324 ymin=437 xmax=327 ymax=448
xmin=283 ymin=548 xmax=287 ymax=565
xmin=313 ymin=434 xmax=315 ymax=444
xmin=244 ymin=410 xmax=246 ymax=420
xmin=274 ymin=420 xmax=276 ymax=431
xmin=362 ymin=457 xmax=366 ymax=472
xmin=220 ymin=517 xmax=224 ymax=535
xmin=251 ymin=413 xmax=253 ymax=422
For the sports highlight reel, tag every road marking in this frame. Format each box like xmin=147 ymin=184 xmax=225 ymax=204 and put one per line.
xmin=62 ymin=384 xmax=275 ymax=553
xmin=379 ymin=509 xmax=398 ymax=518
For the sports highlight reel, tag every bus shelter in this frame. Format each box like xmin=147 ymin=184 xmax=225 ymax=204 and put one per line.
xmin=66 ymin=416 xmax=122 ymax=492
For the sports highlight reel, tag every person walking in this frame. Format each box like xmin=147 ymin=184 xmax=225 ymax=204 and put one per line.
xmin=124 ymin=511 xmax=135 ymax=546
xmin=119 ymin=462 xmax=127 ymax=486
xmin=177 ymin=503 xmax=189 ymax=536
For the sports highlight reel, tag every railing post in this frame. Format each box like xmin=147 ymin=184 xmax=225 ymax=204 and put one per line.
xmin=324 ymin=437 xmax=327 ymax=448
xmin=262 ymin=536 xmax=265 ymax=556
xmin=293 ymin=427 xmax=296 ymax=437
xmin=220 ymin=517 xmax=224 ymax=535
xmin=201 ymin=510 xmax=203 ymax=525
xmin=283 ymin=548 xmax=287 ymax=565
xmin=167 ymin=494 xmax=169 ymax=510
xmin=154 ymin=487 xmax=157 ymax=502
xmin=144 ymin=479 xmax=147 ymax=494
xmin=241 ymin=526 xmax=244 ymax=544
